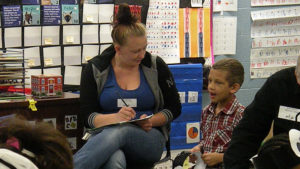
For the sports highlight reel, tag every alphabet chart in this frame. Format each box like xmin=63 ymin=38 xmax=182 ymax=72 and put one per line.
xmin=213 ymin=0 xmax=237 ymax=12
xmin=251 ymin=0 xmax=300 ymax=6
xmin=251 ymin=6 xmax=300 ymax=21
xmin=213 ymin=16 xmax=237 ymax=55
xmin=146 ymin=0 xmax=180 ymax=64
xmin=250 ymin=6 xmax=300 ymax=78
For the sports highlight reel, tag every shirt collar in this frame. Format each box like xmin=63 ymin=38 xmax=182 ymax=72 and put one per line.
xmin=207 ymin=95 xmax=239 ymax=115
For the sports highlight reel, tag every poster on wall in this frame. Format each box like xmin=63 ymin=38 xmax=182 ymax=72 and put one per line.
xmin=61 ymin=0 xmax=78 ymax=4
xmin=62 ymin=5 xmax=79 ymax=24
xmin=213 ymin=0 xmax=238 ymax=12
xmin=22 ymin=0 xmax=40 ymax=4
xmin=23 ymin=5 xmax=41 ymax=25
xmin=251 ymin=0 xmax=300 ymax=6
xmin=2 ymin=5 xmax=22 ymax=27
xmin=41 ymin=0 xmax=60 ymax=5
xmin=43 ymin=5 xmax=61 ymax=25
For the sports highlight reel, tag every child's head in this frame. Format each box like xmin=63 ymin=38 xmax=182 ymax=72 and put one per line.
xmin=252 ymin=132 xmax=300 ymax=169
xmin=208 ymin=58 xmax=244 ymax=104
xmin=0 ymin=117 xmax=73 ymax=169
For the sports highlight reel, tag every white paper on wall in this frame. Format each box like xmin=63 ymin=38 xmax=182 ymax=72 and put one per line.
xmin=64 ymin=46 xmax=82 ymax=66
xmin=251 ymin=6 xmax=300 ymax=21
xmin=24 ymin=26 xmax=42 ymax=47
xmin=63 ymin=25 xmax=80 ymax=45
xmin=251 ymin=0 xmax=300 ymax=6
xmin=42 ymin=26 xmax=60 ymax=45
xmin=213 ymin=16 xmax=237 ymax=55
xmin=24 ymin=47 xmax=41 ymax=68
xmin=43 ymin=46 xmax=61 ymax=66
xmin=82 ymin=45 xmax=99 ymax=63
xmin=98 ymin=4 xmax=114 ymax=23
xmin=213 ymin=0 xmax=238 ymax=12
xmin=82 ymin=25 xmax=99 ymax=44
xmin=5 ymin=27 xmax=22 ymax=48
xmin=64 ymin=66 xmax=82 ymax=85
xmin=83 ymin=4 xmax=98 ymax=23
xmin=99 ymin=24 xmax=113 ymax=43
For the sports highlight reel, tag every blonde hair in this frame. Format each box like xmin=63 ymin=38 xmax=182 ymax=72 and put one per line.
xmin=111 ymin=3 xmax=146 ymax=46
xmin=212 ymin=58 xmax=245 ymax=86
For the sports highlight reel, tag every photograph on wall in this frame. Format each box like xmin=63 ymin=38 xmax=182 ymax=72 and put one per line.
xmin=41 ymin=0 xmax=59 ymax=5
xmin=23 ymin=5 xmax=41 ymax=25
xmin=61 ymin=0 xmax=78 ymax=4
xmin=2 ymin=5 xmax=22 ymax=27
xmin=22 ymin=0 xmax=40 ymax=4
xmin=62 ymin=5 xmax=79 ymax=24
xmin=43 ymin=5 xmax=61 ymax=25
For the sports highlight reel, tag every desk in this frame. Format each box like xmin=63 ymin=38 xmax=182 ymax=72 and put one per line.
xmin=0 ymin=92 xmax=84 ymax=153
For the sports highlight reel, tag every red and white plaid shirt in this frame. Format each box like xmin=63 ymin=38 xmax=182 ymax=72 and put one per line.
xmin=200 ymin=95 xmax=244 ymax=154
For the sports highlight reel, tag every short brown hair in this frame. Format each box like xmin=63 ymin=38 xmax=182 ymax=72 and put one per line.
xmin=0 ymin=117 xmax=73 ymax=169
xmin=111 ymin=3 xmax=146 ymax=46
xmin=212 ymin=58 xmax=244 ymax=86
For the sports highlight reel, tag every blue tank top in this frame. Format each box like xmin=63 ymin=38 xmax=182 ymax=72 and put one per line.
xmin=99 ymin=66 xmax=155 ymax=117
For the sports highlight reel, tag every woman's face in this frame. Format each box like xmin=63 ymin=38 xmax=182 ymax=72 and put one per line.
xmin=115 ymin=35 xmax=147 ymax=67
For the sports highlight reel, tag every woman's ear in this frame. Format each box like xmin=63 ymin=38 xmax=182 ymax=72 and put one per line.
xmin=114 ymin=44 xmax=121 ymax=53
xmin=230 ymin=83 xmax=241 ymax=94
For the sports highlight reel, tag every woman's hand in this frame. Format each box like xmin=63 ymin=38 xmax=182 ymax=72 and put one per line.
xmin=136 ymin=114 xmax=152 ymax=132
xmin=189 ymin=144 xmax=201 ymax=163
xmin=115 ymin=107 xmax=136 ymax=122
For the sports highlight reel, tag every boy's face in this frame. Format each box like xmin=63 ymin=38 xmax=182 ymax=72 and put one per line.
xmin=208 ymin=69 xmax=239 ymax=104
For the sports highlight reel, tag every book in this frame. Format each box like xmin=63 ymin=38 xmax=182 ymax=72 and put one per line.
xmin=2 ymin=6 xmax=22 ymax=27
xmin=61 ymin=0 xmax=78 ymax=4
xmin=62 ymin=5 xmax=79 ymax=24
xmin=41 ymin=0 xmax=59 ymax=5
xmin=23 ymin=5 xmax=40 ymax=25
xmin=22 ymin=0 xmax=40 ymax=4
xmin=43 ymin=5 xmax=61 ymax=25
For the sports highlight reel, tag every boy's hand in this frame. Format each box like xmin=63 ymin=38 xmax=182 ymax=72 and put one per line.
xmin=189 ymin=144 xmax=201 ymax=163
xmin=201 ymin=152 xmax=223 ymax=166
xmin=136 ymin=114 xmax=152 ymax=132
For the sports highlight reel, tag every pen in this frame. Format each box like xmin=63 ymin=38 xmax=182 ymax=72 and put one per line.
xmin=116 ymin=91 xmax=129 ymax=107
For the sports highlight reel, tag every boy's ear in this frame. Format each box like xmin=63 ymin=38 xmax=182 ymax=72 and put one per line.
xmin=114 ymin=44 xmax=121 ymax=53
xmin=230 ymin=83 xmax=241 ymax=94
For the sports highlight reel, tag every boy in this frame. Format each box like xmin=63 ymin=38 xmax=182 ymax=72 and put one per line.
xmin=190 ymin=58 xmax=245 ymax=169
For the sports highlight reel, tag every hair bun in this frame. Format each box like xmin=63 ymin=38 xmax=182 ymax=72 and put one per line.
xmin=116 ymin=3 xmax=137 ymax=25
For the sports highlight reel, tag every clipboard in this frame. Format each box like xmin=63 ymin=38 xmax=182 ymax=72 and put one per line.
xmin=82 ymin=114 xmax=154 ymax=140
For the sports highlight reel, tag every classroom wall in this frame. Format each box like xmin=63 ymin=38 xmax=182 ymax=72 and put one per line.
xmin=202 ymin=0 xmax=268 ymax=108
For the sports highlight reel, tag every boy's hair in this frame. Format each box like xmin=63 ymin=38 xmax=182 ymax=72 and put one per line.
xmin=0 ymin=117 xmax=73 ymax=169
xmin=212 ymin=58 xmax=244 ymax=86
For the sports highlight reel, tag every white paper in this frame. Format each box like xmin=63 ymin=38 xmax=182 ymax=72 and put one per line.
xmin=191 ymin=0 xmax=203 ymax=7
xmin=24 ymin=26 xmax=42 ymax=47
xmin=252 ymin=36 xmax=300 ymax=48
xmin=43 ymin=67 xmax=62 ymax=75
xmin=99 ymin=24 xmax=113 ymax=43
xmin=213 ymin=0 xmax=238 ymax=12
xmin=193 ymin=152 xmax=207 ymax=169
xmin=178 ymin=91 xmax=186 ymax=103
xmin=63 ymin=25 xmax=80 ymax=45
xmin=250 ymin=66 xmax=288 ymax=78
xmin=43 ymin=46 xmax=61 ymax=66
xmin=251 ymin=6 xmax=300 ymax=21
xmin=83 ymin=4 xmax=99 ymax=23
xmin=24 ymin=47 xmax=40 ymax=68
xmin=82 ymin=25 xmax=99 ymax=44
xmin=82 ymin=45 xmax=99 ymax=64
xmin=213 ymin=16 xmax=237 ymax=55
xmin=25 ymin=69 xmax=42 ymax=88
xmin=5 ymin=27 xmax=22 ymax=48
xmin=67 ymin=137 xmax=77 ymax=150
xmin=251 ymin=46 xmax=300 ymax=58
xmin=64 ymin=66 xmax=82 ymax=85
xmin=146 ymin=0 xmax=180 ymax=64
xmin=98 ymin=4 xmax=114 ymax=23
xmin=64 ymin=46 xmax=82 ymax=66
xmin=251 ymin=25 xmax=300 ymax=38
xmin=100 ymin=44 xmax=111 ymax=54
xmin=278 ymin=106 xmax=300 ymax=121
xmin=186 ymin=122 xmax=200 ymax=143
xmin=188 ymin=91 xmax=198 ymax=103
xmin=251 ymin=55 xmax=298 ymax=68
xmin=42 ymin=26 xmax=60 ymax=45
xmin=251 ymin=0 xmax=300 ymax=6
